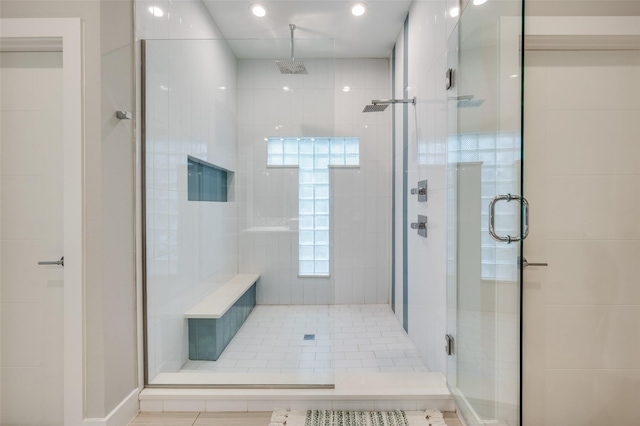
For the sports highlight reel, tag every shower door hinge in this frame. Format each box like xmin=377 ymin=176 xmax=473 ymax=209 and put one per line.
xmin=445 ymin=68 xmax=454 ymax=90
xmin=445 ymin=334 xmax=454 ymax=356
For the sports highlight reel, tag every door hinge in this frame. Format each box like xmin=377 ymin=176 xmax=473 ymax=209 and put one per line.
xmin=445 ymin=334 xmax=454 ymax=356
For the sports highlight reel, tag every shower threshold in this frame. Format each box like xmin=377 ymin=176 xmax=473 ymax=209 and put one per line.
xmin=139 ymin=371 xmax=453 ymax=412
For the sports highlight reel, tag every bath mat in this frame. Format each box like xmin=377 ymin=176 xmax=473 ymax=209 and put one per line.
xmin=269 ymin=408 xmax=447 ymax=426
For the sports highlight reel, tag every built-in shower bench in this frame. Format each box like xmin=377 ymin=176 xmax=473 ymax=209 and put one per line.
xmin=185 ymin=274 xmax=260 ymax=361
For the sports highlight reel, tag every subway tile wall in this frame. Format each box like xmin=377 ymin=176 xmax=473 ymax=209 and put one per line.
xmin=394 ymin=1 xmax=449 ymax=374
xmin=237 ymin=58 xmax=392 ymax=305
xmin=144 ymin=37 xmax=238 ymax=380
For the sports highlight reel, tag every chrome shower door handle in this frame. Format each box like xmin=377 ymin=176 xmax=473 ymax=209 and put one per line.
xmin=488 ymin=194 xmax=529 ymax=243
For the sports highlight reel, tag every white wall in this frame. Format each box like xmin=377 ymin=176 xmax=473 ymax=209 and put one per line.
xmin=333 ymin=59 xmax=392 ymax=305
xmin=237 ymin=58 xmax=391 ymax=305
xmin=0 ymin=50 xmax=65 ymax=426
xmin=393 ymin=0 xmax=449 ymax=374
xmin=0 ymin=1 xmax=138 ymax=419
xmin=136 ymin=0 xmax=224 ymax=40
xmin=523 ymin=48 xmax=640 ymax=426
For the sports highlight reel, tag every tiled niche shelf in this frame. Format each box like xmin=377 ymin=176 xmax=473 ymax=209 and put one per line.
xmin=188 ymin=156 xmax=233 ymax=202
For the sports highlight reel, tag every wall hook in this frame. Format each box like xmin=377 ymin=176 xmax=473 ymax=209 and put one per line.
xmin=116 ymin=111 xmax=132 ymax=120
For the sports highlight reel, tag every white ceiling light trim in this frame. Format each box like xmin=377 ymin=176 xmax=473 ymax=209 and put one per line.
xmin=351 ymin=3 xmax=367 ymax=17
xmin=250 ymin=3 xmax=267 ymax=17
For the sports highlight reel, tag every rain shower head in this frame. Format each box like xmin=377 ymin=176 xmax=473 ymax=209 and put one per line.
xmin=276 ymin=60 xmax=307 ymax=75
xmin=456 ymin=98 xmax=485 ymax=108
xmin=362 ymin=97 xmax=416 ymax=112
xmin=363 ymin=104 xmax=389 ymax=112
xmin=450 ymin=95 xmax=484 ymax=108
xmin=277 ymin=24 xmax=308 ymax=74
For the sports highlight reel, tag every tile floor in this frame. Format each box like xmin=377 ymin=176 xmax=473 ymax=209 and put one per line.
xmin=128 ymin=411 xmax=464 ymax=426
xmin=179 ymin=304 xmax=428 ymax=375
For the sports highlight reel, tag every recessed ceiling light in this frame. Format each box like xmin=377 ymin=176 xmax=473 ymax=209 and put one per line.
xmin=473 ymin=0 xmax=488 ymax=5
xmin=449 ymin=7 xmax=460 ymax=17
xmin=250 ymin=3 xmax=267 ymax=17
xmin=351 ymin=3 xmax=367 ymax=17
xmin=148 ymin=6 xmax=164 ymax=17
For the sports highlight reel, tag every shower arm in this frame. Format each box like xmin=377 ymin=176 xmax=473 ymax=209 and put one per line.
xmin=290 ymin=24 xmax=296 ymax=60
xmin=372 ymin=97 xmax=417 ymax=105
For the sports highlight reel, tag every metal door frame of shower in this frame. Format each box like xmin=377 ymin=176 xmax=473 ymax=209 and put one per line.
xmin=445 ymin=1 xmax=527 ymax=424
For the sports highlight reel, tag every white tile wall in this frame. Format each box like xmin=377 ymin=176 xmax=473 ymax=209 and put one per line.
xmin=394 ymin=1 xmax=449 ymax=375
xmin=136 ymin=0 xmax=225 ymax=40
xmin=144 ymin=35 xmax=238 ymax=381
xmin=238 ymin=58 xmax=391 ymax=305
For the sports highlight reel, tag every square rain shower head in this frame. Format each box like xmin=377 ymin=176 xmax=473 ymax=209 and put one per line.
xmin=276 ymin=60 xmax=308 ymax=74
xmin=362 ymin=104 xmax=389 ymax=112
xmin=456 ymin=99 xmax=485 ymax=108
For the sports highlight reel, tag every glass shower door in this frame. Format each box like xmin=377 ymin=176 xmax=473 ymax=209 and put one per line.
xmin=447 ymin=1 xmax=524 ymax=425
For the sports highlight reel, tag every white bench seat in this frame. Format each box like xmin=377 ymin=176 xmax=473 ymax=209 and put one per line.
xmin=186 ymin=274 xmax=260 ymax=361
xmin=185 ymin=274 xmax=260 ymax=319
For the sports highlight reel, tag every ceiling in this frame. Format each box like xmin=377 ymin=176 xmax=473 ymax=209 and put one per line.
xmin=202 ymin=0 xmax=413 ymax=59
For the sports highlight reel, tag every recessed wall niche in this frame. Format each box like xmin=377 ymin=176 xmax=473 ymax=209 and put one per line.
xmin=187 ymin=156 xmax=233 ymax=202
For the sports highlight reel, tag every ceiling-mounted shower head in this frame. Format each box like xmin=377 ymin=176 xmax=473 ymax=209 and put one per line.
xmin=363 ymin=104 xmax=389 ymax=112
xmin=276 ymin=60 xmax=307 ymax=74
xmin=276 ymin=24 xmax=308 ymax=74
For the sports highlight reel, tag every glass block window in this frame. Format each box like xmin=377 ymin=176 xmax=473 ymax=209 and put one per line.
xmin=188 ymin=156 xmax=229 ymax=202
xmin=449 ymin=132 xmax=521 ymax=281
xmin=267 ymin=137 xmax=360 ymax=276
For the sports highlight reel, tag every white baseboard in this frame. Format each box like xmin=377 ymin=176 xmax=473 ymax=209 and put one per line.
xmin=84 ymin=388 xmax=140 ymax=426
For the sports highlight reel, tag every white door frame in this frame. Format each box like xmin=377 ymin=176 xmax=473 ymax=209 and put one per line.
xmin=0 ymin=18 xmax=84 ymax=425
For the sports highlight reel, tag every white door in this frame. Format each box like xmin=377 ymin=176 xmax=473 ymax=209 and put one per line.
xmin=523 ymin=48 xmax=640 ymax=425
xmin=0 ymin=49 xmax=64 ymax=425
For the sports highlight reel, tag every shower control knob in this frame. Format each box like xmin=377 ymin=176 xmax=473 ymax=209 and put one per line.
xmin=410 ymin=215 xmax=428 ymax=238
xmin=411 ymin=180 xmax=428 ymax=202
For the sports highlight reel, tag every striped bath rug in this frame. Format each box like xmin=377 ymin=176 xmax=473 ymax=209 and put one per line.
xmin=269 ymin=409 xmax=447 ymax=426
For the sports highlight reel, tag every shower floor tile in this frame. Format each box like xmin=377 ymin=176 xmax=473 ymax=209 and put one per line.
xmin=179 ymin=304 xmax=428 ymax=375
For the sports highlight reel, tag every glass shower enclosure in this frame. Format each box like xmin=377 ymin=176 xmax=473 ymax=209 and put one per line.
xmin=142 ymin=37 xmax=341 ymax=387
xmin=447 ymin=0 xmax=524 ymax=424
